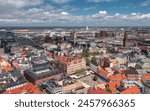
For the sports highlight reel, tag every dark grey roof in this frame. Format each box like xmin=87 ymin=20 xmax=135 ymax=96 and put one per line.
xmin=125 ymin=68 xmax=139 ymax=75
xmin=24 ymin=67 xmax=62 ymax=81
xmin=0 ymin=70 xmax=27 ymax=91
xmin=116 ymin=86 xmax=126 ymax=92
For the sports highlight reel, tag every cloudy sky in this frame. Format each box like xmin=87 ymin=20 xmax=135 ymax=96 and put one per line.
xmin=0 ymin=0 xmax=150 ymax=26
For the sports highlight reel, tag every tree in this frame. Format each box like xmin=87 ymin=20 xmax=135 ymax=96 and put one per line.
xmin=39 ymin=84 xmax=47 ymax=90
xmin=91 ymin=52 xmax=100 ymax=56
xmin=91 ymin=56 xmax=97 ymax=65
xmin=105 ymin=84 xmax=112 ymax=93
xmin=93 ymin=76 xmax=98 ymax=81
xmin=86 ymin=58 xmax=90 ymax=66
xmin=82 ymin=49 xmax=89 ymax=57
xmin=106 ymin=87 xmax=112 ymax=93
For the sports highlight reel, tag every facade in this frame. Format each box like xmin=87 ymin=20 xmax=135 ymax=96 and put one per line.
xmin=70 ymin=31 xmax=77 ymax=45
xmin=66 ymin=58 xmax=86 ymax=75
xmin=95 ymin=31 xmax=115 ymax=38
xmin=52 ymin=53 xmax=86 ymax=75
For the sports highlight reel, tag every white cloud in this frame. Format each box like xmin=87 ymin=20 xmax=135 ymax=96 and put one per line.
xmin=131 ymin=13 xmax=137 ymax=16
xmin=61 ymin=11 xmax=69 ymax=15
xmin=1 ymin=9 xmax=150 ymax=26
xmin=99 ymin=10 xmax=107 ymax=15
xmin=115 ymin=13 xmax=120 ymax=16
xmin=20 ymin=12 xmax=150 ymax=26
xmin=0 ymin=0 xmax=43 ymax=8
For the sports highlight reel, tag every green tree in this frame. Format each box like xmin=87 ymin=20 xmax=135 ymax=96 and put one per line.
xmin=93 ymin=76 xmax=98 ymax=81
xmin=39 ymin=84 xmax=47 ymax=90
xmin=91 ymin=52 xmax=100 ymax=56
xmin=106 ymin=87 xmax=112 ymax=93
xmin=86 ymin=58 xmax=90 ymax=66
xmin=91 ymin=56 xmax=97 ymax=65
xmin=82 ymin=50 xmax=89 ymax=57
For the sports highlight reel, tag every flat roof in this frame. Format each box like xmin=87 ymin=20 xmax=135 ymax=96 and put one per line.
xmin=35 ymin=69 xmax=52 ymax=75
xmin=24 ymin=68 xmax=62 ymax=81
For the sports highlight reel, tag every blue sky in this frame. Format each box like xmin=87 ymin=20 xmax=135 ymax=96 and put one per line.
xmin=0 ymin=0 xmax=150 ymax=26
xmin=48 ymin=0 xmax=150 ymax=15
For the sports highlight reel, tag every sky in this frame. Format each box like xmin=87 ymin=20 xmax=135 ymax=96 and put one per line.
xmin=0 ymin=0 xmax=150 ymax=26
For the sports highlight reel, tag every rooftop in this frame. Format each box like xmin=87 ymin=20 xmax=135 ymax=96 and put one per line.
xmin=108 ymin=74 xmax=127 ymax=81
xmin=124 ymin=68 xmax=139 ymax=75
xmin=107 ymin=81 xmax=121 ymax=93
xmin=24 ymin=67 xmax=62 ymax=81
xmin=120 ymin=86 xmax=141 ymax=94
xmin=0 ymin=70 xmax=27 ymax=91
xmin=4 ymin=65 xmax=14 ymax=73
xmin=89 ymin=88 xmax=111 ymax=94
xmin=142 ymin=74 xmax=150 ymax=80
xmin=4 ymin=83 xmax=42 ymax=94
xmin=62 ymin=82 xmax=84 ymax=92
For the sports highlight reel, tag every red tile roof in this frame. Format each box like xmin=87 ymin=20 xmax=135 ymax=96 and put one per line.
xmin=89 ymin=87 xmax=111 ymax=94
xmin=120 ymin=86 xmax=141 ymax=94
xmin=142 ymin=74 xmax=150 ymax=80
xmin=107 ymin=81 xmax=121 ymax=93
xmin=21 ymin=52 xmax=27 ymax=57
xmin=4 ymin=83 xmax=42 ymax=94
xmin=4 ymin=65 xmax=14 ymax=72
xmin=108 ymin=74 xmax=127 ymax=81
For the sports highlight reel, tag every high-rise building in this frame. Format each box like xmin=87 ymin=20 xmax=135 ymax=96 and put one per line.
xmin=123 ymin=31 xmax=127 ymax=47
xmin=95 ymin=31 xmax=115 ymax=38
xmin=70 ymin=31 xmax=77 ymax=45
xmin=95 ymin=31 xmax=106 ymax=38
xmin=0 ymin=31 xmax=17 ymax=48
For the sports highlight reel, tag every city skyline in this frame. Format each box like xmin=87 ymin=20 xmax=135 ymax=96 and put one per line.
xmin=0 ymin=0 xmax=150 ymax=26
